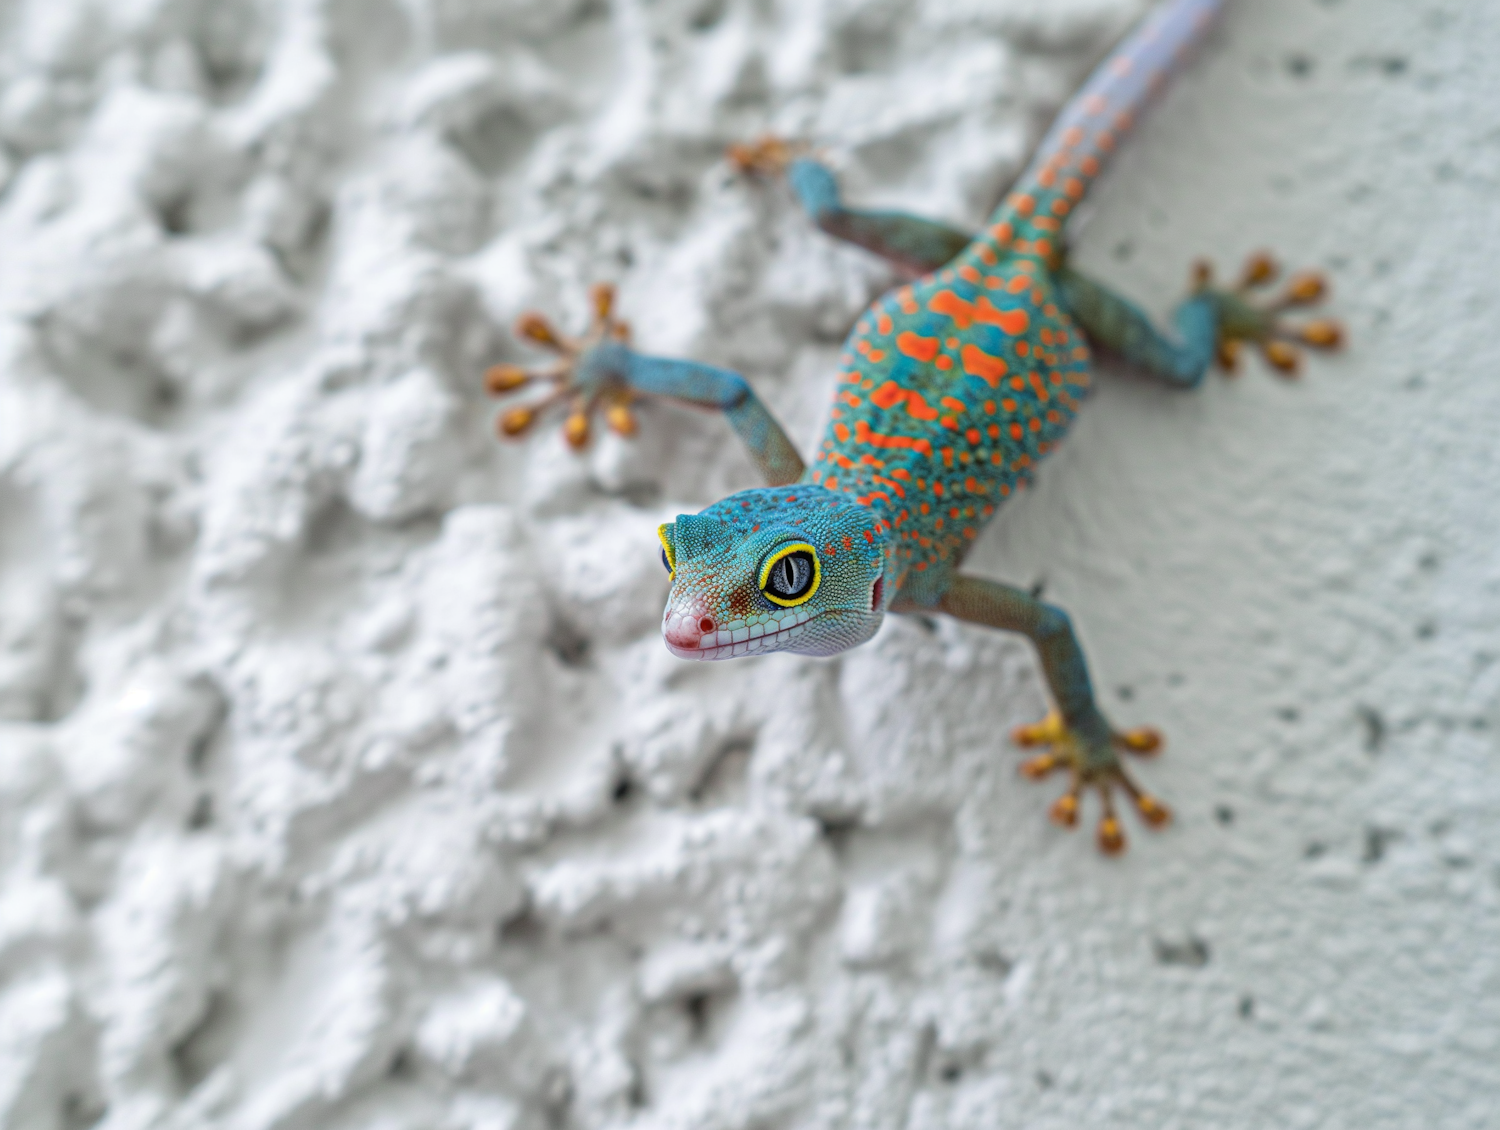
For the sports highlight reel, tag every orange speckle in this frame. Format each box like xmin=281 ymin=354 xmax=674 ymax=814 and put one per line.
xmin=864 ymin=529 xmax=874 ymax=543
xmin=1010 ymin=423 xmax=1023 ymax=440
xmin=977 ymin=244 xmax=997 ymax=266
xmin=1037 ymin=166 xmax=1056 ymax=188
xmin=988 ymin=423 xmax=1001 ymax=439
xmin=1083 ymin=95 xmax=1108 ymax=116
xmin=1016 ymin=341 xmax=1031 ymax=357
xmin=1064 ymin=177 xmax=1085 ymax=201
xmin=928 ymin=289 xmax=974 ymax=329
xmin=1097 ymin=131 xmax=1115 ymax=152
xmin=1011 ymin=193 xmax=1036 ymax=216
xmin=866 ymin=349 xmax=885 ymax=363
xmin=1007 ymin=274 xmax=1030 ymax=294
xmin=1050 ymin=198 xmax=1070 ymax=217
xmin=1080 ymin=155 xmax=1100 ymax=177
xmin=940 ymin=415 xmax=959 ymax=430
xmin=1047 ymin=409 xmax=1063 ymax=425
xmin=892 ymin=468 xmax=911 ymax=481
xmin=960 ymin=344 xmax=1008 ymax=387
xmin=897 ymin=332 xmax=940 ymax=362
xmin=1030 ymin=372 xmax=1050 ymax=401
xmin=973 ymin=296 xmax=1030 ymax=335
xmin=1034 ymin=239 xmax=1053 ymax=258
xmin=876 ymin=313 xmax=893 ymax=335
xmin=990 ymin=221 xmax=1014 ymax=246
xmin=1062 ymin=126 xmax=1085 ymax=148
xmin=1029 ymin=417 xmax=1042 ymax=433
xmin=935 ymin=355 xmax=953 ymax=371
xmin=941 ymin=396 xmax=967 ymax=413
xmin=958 ymin=264 xmax=982 ymax=284
xmin=834 ymin=422 xmax=850 ymax=442
xmin=825 ymin=477 xmax=838 ymax=490
xmin=872 ymin=380 xmax=905 ymax=409
xmin=984 ymin=400 xmax=996 ymax=414
xmin=965 ymin=429 xmax=980 ymax=445
xmin=904 ymin=391 xmax=940 ymax=421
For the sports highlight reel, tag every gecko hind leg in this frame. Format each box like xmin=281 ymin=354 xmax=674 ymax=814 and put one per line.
xmin=1056 ymin=251 xmax=1343 ymax=388
xmin=932 ymin=576 xmax=1170 ymax=855
xmin=728 ymin=136 xmax=972 ymax=275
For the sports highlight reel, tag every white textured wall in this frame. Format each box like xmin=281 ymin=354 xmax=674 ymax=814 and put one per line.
xmin=0 ymin=0 xmax=1496 ymax=1128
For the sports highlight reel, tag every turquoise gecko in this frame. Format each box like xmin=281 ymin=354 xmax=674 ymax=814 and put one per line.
xmin=484 ymin=0 xmax=1341 ymax=854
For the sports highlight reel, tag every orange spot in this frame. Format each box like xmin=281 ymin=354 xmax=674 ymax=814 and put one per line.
xmin=1007 ymin=274 xmax=1030 ymax=294
xmin=904 ymin=392 xmax=939 ymax=421
xmin=929 ymin=289 xmax=974 ymax=329
xmin=987 ymin=423 xmax=1000 ymax=439
xmin=935 ymin=355 xmax=953 ymax=371
xmin=892 ymin=468 xmax=911 ymax=480
xmin=977 ymin=244 xmax=997 ymax=266
xmin=1097 ymin=131 xmax=1115 ymax=152
xmin=1010 ymin=423 xmax=1023 ymax=440
xmin=1080 ymin=155 xmax=1100 ymax=177
xmin=872 ymin=381 xmax=905 ymax=409
xmin=1029 ymin=417 xmax=1042 ymax=433
xmin=974 ymin=297 xmax=1029 ymax=335
xmin=1016 ymin=341 xmax=1031 ymax=357
xmin=897 ymin=332 xmax=940 ymax=362
xmin=1064 ymin=177 xmax=1085 ymax=201
xmin=834 ymin=423 xmax=850 ymax=442
xmin=870 ymin=349 xmax=888 ymax=362
xmin=856 ymin=340 xmax=870 ymax=355
xmin=1029 ymin=373 xmax=1050 ymax=401
xmin=965 ymin=429 xmax=980 ymax=445
xmin=876 ymin=313 xmax=893 ymax=335
xmin=1034 ymin=239 xmax=1053 ymax=259
xmin=1011 ymin=194 xmax=1036 ymax=216
xmin=1037 ymin=166 xmax=1057 ymax=188
xmin=960 ymin=344 xmax=1007 ymax=386
xmin=864 ymin=529 xmax=874 ymax=543
xmin=958 ymin=264 xmax=982 ymax=284
xmin=1083 ymin=95 xmax=1108 ymax=116
xmin=1050 ymin=198 xmax=1070 ymax=217
xmin=843 ymin=536 xmax=853 ymax=549
xmin=984 ymin=400 xmax=996 ymax=414
xmin=1033 ymin=216 xmax=1060 ymax=232
xmin=941 ymin=396 xmax=967 ymax=413
xmin=1062 ymin=126 xmax=1085 ymax=148
xmin=940 ymin=416 xmax=959 ymax=430
xmin=826 ymin=477 xmax=838 ymax=490
xmin=990 ymin=222 xmax=1013 ymax=246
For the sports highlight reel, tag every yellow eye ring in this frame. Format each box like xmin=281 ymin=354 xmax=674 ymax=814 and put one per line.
xmin=759 ymin=542 xmax=820 ymax=607
xmin=657 ymin=523 xmax=676 ymax=578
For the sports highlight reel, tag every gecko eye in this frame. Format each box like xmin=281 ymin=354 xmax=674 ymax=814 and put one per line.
xmin=759 ymin=543 xmax=820 ymax=607
xmin=656 ymin=523 xmax=676 ymax=578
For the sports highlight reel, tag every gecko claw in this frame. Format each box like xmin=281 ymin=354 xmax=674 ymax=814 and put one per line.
xmin=1097 ymin=814 xmax=1126 ymax=855
xmin=727 ymin=134 xmax=808 ymax=178
xmin=1200 ymin=252 xmax=1343 ymax=379
xmin=484 ymin=283 xmax=637 ymax=449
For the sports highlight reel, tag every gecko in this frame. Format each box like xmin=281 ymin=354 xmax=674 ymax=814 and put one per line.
xmin=481 ymin=0 xmax=1341 ymax=854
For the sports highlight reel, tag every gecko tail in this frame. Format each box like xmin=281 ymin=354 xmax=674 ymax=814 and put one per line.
xmin=983 ymin=0 xmax=1229 ymax=255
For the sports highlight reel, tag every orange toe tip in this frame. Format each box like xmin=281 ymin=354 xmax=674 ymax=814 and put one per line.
xmin=563 ymin=413 xmax=591 ymax=449
xmin=589 ymin=282 xmax=616 ymax=319
xmin=604 ymin=403 xmax=638 ymax=437
xmin=1119 ymin=727 xmax=1164 ymax=756
xmin=483 ymin=364 xmax=532 ymax=395
xmin=498 ymin=406 xmax=537 ymax=438
xmin=1097 ymin=817 xmax=1127 ymax=855
xmin=1136 ymin=795 xmax=1173 ymax=828
xmin=1049 ymin=794 xmax=1080 ymax=828
xmin=515 ymin=311 xmax=563 ymax=349
xmin=1298 ymin=319 xmax=1344 ymax=349
xmin=1284 ymin=271 xmax=1328 ymax=304
xmin=1019 ymin=754 xmax=1058 ymax=780
xmin=1241 ymin=251 xmax=1279 ymax=287
xmin=1262 ymin=340 xmax=1301 ymax=375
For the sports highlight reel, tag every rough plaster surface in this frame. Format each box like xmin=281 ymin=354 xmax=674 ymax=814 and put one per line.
xmin=0 ymin=0 xmax=1496 ymax=1127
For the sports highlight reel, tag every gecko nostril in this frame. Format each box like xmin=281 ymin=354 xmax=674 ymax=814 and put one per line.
xmin=699 ymin=616 xmax=715 ymax=634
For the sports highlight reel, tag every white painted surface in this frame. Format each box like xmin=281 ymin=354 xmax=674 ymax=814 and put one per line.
xmin=0 ymin=1 xmax=1495 ymax=1128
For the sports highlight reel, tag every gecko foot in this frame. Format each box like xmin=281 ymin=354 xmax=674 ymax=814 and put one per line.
xmin=1012 ymin=711 xmax=1171 ymax=855
xmin=483 ymin=282 xmax=637 ymax=449
xmin=726 ymin=134 xmax=809 ymax=178
xmin=1195 ymin=251 xmax=1344 ymax=378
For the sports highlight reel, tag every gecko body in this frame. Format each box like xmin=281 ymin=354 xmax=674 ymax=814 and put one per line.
xmin=487 ymin=0 xmax=1341 ymax=852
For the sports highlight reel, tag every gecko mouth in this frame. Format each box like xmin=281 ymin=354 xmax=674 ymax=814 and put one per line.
xmin=662 ymin=607 xmax=817 ymax=661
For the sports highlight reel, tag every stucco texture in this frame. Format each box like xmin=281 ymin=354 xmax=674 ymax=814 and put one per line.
xmin=0 ymin=0 xmax=1495 ymax=1128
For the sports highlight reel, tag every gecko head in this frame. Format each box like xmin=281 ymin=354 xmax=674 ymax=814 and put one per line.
xmin=656 ymin=486 xmax=890 ymax=661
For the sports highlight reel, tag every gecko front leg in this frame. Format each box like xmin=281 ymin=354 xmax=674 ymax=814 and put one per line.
xmin=485 ymin=283 xmax=804 ymax=486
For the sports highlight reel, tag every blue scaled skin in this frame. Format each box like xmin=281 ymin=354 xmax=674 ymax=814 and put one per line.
xmin=486 ymin=0 xmax=1342 ymax=854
